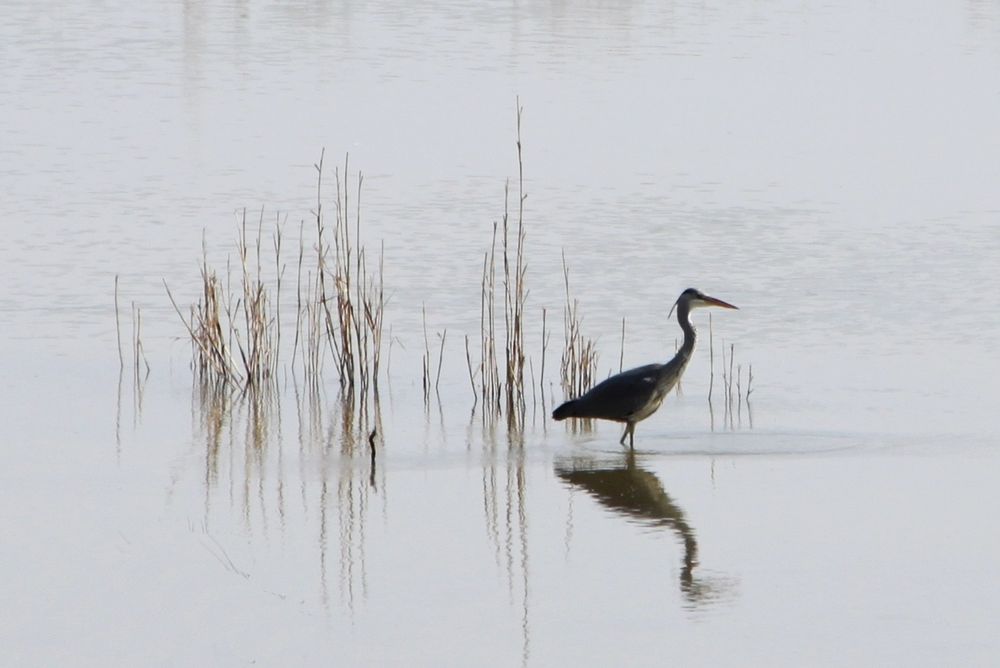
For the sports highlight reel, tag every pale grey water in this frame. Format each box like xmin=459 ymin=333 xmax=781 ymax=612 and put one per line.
xmin=3 ymin=2 xmax=1000 ymax=666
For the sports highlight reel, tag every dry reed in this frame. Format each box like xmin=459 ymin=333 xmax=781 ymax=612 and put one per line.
xmin=716 ymin=340 xmax=757 ymax=428
xmin=156 ymin=121 xmax=757 ymax=434
xmin=476 ymin=223 xmax=501 ymax=414
xmin=502 ymin=100 xmax=528 ymax=421
xmin=164 ymin=224 xmax=272 ymax=392
xmin=470 ymin=101 xmax=529 ymax=423
xmin=464 ymin=334 xmax=478 ymax=411
xmin=298 ymin=151 xmax=385 ymax=410
xmin=707 ymin=315 xmax=753 ymax=428
xmin=166 ymin=150 xmax=385 ymax=411
xmin=235 ymin=209 xmax=277 ymax=390
xmin=559 ymin=251 xmax=598 ymax=402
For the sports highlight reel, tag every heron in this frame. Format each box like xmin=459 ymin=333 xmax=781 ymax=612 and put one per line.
xmin=552 ymin=287 xmax=738 ymax=448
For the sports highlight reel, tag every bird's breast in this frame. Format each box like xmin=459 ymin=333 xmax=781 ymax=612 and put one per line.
xmin=630 ymin=388 xmax=668 ymax=422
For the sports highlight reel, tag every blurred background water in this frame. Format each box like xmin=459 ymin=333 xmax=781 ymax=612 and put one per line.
xmin=2 ymin=1 xmax=1000 ymax=665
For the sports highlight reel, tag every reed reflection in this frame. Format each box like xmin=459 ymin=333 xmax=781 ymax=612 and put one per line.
xmin=290 ymin=382 xmax=386 ymax=613
xmin=555 ymin=452 xmax=729 ymax=606
xmin=479 ymin=420 xmax=531 ymax=667
xmin=190 ymin=376 xmax=384 ymax=614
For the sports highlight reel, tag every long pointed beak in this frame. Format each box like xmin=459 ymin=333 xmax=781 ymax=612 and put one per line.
xmin=703 ymin=295 xmax=738 ymax=309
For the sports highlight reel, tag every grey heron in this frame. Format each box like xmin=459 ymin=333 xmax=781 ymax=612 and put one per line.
xmin=552 ymin=287 xmax=738 ymax=447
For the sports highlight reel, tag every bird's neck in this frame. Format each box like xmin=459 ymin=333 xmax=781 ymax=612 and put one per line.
xmin=675 ymin=303 xmax=697 ymax=360
xmin=655 ymin=302 xmax=697 ymax=391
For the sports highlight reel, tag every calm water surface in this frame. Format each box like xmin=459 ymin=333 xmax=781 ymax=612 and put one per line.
xmin=3 ymin=1 xmax=1000 ymax=665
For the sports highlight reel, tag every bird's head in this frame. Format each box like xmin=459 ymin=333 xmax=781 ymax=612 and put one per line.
xmin=668 ymin=288 xmax=738 ymax=319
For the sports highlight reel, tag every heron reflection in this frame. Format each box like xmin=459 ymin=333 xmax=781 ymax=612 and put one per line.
xmin=555 ymin=452 xmax=721 ymax=605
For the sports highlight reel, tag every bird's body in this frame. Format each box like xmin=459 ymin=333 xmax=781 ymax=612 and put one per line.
xmin=552 ymin=288 xmax=737 ymax=447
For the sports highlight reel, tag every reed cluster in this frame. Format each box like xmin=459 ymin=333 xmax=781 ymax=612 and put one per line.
xmin=114 ymin=276 xmax=151 ymax=430
xmin=302 ymin=151 xmax=385 ymax=409
xmin=709 ymin=326 xmax=754 ymax=428
xmin=502 ymin=103 xmax=528 ymax=418
xmin=115 ymin=274 xmax=150 ymax=382
xmin=468 ymin=101 xmax=529 ymax=424
xmin=166 ymin=151 xmax=385 ymax=410
xmin=166 ymin=215 xmax=278 ymax=392
xmin=474 ymin=221 xmax=501 ymax=413
xmin=237 ymin=214 xmax=280 ymax=389
xmin=558 ymin=251 xmax=599 ymax=403
xmin=421 ymin=305 xmax=447 ymax=404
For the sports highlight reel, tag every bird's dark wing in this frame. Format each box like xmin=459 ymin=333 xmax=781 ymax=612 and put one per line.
xmin=563 ymin=363 xmax=664 ymax=421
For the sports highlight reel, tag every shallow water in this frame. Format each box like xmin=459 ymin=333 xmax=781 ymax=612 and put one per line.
xmin=3 ymin=1 xmax=1000 ymax=665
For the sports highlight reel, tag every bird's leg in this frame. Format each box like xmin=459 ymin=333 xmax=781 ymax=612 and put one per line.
xmin=620 ymin=422 xmax=635 ymax=448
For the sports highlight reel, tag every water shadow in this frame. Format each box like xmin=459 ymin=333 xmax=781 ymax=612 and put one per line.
xmin=554 ymin=451 xmax=733 ymax=607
